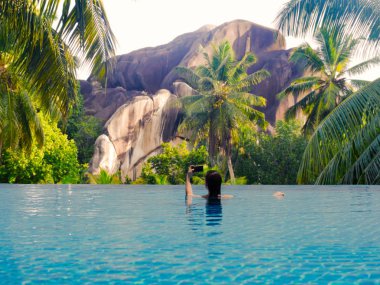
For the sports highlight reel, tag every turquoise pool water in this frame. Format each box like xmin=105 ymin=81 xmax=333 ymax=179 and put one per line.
xmin=0 ymin=184 xmax=380 ymax=284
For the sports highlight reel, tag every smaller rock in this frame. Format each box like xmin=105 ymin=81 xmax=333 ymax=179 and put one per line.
xmin=89 ymin=134 xmax=119 ymax=175
xmin=172 ymin=81 xmax=196 ymax=97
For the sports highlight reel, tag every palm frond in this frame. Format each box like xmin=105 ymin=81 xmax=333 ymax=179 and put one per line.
xmin=275 ymin=0 xmax=380 ymax=54
xmin=230 ymin=101 xmax=266 ymax=128
xmin=0 ymin=91 xmax=43 ymax=151
xmin=350 ymin=79 xmax=371 ymax=89
xmin=316 ymin=116 xmax=380 ymax=184
xmin=290 ymin=44 xmax=325 ymax=73
xmin=59 ymin=0 xmax=117 ymax=77
xmin=175 ymin=67 xmax=201 ymax=90
xmin=323 ymin=82 xmax=341 ymax=110
xmin=298 ymin=78 xmax=380 ymax=184
xmin=183 ymin=96 xmax=213 ymax=116
xmin=278 ymin=77 xmax=321 ymax=99
xmin=229 ymin=92 xmax=266 ymax=107
xmin=227 ymin=52 xmax=256 ymax=80
xmin=285 ymin=90 xmax=318 ymax=119
xmin=243 ymin=69 xmax=271 ymax=87
xmin=344 ymin=57 xmax=380 ymax=77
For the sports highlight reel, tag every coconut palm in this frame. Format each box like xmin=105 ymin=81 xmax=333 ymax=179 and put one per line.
xmin=276 ymin=0 xmax=380 ymax=52
xmin=278 ymin=28 xmax=380 ymax=136
xmin=0 ymin=0 xmax=116 ymax=153
xmin=176 ymin=41 xmax=270 ymax=182
xmin=276 ymin=0 xmax=380 ymax=184
xmin=298 ymin=79 xmax=380 ymax=184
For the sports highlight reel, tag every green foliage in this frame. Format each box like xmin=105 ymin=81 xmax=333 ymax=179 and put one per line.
xmin=298 ymin=79 xmax=380 ymax=184
xmin=235 ymin=120 xmax=308 ymax=184
xmin=64 ymin=93 xmax=102 ymax=164
xmin=139 ymin=142 xmax=208 ymax=185
xmin=277 ymin=28 xmax=379 ymax=136
xmin=176 ymin=41 xmax=270 ymax=181
xmin=0 ymin=0 xmax=115 ymax=154
xmin=276 ymin=0 xmax=380 ymax=185
xmin=0 ymin=117 xmax=82 ymax=184
xmin=225 ymin=176 xmax=247 ymax=185
xmin=275 ymin=0 xmax=380 ymax=53
xmin=86 ymin=169 xmax=122 ymax=184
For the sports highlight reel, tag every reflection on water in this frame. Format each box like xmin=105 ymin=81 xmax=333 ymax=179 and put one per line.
xmin=186 ymin=198 xmax=223 ymax=235
xmin=205 ymin=199 xmax=222 ymax=227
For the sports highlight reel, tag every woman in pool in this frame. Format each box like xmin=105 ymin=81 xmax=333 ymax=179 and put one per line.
xmin=185 ymin=166 xmax=232 ymax=200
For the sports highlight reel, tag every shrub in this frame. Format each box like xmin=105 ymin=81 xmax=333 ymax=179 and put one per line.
xmin=0 ymin=117 xmax=82 ymax=183
xmin=140 ymin=142 xmax=208 ymax=184
xmin=235 ymin=120 xmax=307 ymax=184
xmin=86 ymin=169 xmax=122 ymax=184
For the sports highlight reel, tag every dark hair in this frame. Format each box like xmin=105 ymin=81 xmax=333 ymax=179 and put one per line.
xmin=205 ymin=170 xmax=222 ymax=198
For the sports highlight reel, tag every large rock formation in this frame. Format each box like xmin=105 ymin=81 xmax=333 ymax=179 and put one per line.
xmin=89 ymin=90 xmax=182 ymax=180
xmin=84 ymin=20 xmax=305 ymax=179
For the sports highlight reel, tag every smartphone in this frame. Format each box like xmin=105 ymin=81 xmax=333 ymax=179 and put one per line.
xmin=191 ymin=165 xmax=204 ymax=173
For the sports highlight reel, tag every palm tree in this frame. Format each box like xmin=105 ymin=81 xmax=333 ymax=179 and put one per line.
xmin=275 ymin=0 xmax=380 ymax=52
xmin=176 ymin=41 xmax=270 ymax=182
xmin=276 ymin=0 xmax=380 ymax=184
xmin=298 ymin=79 xmax=380 ymax=184
xmin=0 ymin=0 xmax=116 ymax=153
xmin=278 ymin=28 xmax=380 ymax=136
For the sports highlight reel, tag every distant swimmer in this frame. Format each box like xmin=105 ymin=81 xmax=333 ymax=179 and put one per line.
xmin=273 ymin=191 xmax=285 ymax=198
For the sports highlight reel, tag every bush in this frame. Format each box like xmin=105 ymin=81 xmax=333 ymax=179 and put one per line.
xmin=86 ymin=169 xmax=122 ymax=184
xmin=0 ymin=117 xmax=82 ymax=184
xmin=234 ymin=120 xmax=307 ymax=184
xmin=140 ymin=142 xmax=208 ymax=184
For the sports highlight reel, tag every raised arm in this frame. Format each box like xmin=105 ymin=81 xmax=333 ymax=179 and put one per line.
xmin=185 ymin=167 xmax=193 ymax=197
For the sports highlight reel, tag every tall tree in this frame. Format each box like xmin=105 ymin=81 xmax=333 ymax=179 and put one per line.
xmin=0 ymin=0 xmax=116 ymax=153
xmin=278 ymin=28 xmax=380 ymax=136
xmin=176 ymin=41 xmax=269 ymax=182
xmin=276 ymin=0 xmax=380 ymax=184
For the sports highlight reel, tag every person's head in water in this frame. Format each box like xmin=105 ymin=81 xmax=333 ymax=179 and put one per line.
xmin=205 ymin=170 xmax=222 ymax=198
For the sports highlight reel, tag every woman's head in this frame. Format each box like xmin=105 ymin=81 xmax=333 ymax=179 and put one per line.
xmin=205 ymin=170 xmax=222 ymax=198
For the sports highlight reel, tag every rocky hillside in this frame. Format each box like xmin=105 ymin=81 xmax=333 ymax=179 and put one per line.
xmin=83 ymin=20 xmax=305 ymax=180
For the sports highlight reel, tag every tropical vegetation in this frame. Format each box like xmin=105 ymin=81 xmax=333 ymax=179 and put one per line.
xmin=130 ymin=121 xmax=307 ymax=186
xmin=278 ymin=28 xmax=380 ymax=136
xmin=175 ymin=41 xmax=270 ymax=183
xmin=64 ymin=93 xmax=103 ymax=164
xmin=0 ymin=116 xmax=83 ymax=184
xmin=1 ymin=0 xmax=379 ymax=185
xmin=276 ymin=0 xmax=380 ymax=184
xmin=235 ymin=120 xmax=307 ymax=184
xmin=137 ymin=142 xmax=208 ymax=185
xmin=0 ymin=0 xmax=115 ymax=155
xmin=87 ymin=169 xmax=122 ymax=184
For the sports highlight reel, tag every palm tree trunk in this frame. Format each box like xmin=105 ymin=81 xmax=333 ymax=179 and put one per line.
xmin=227 ymin=154 xmax=235 ymax=184
xmin=226 ymin=136 xmax=235 ymax=184
xmin=208 ymin=120 xmax=217 ymax=166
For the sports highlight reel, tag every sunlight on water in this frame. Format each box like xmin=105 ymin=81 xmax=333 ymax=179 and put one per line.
xmin=0 ymin=184 xmax=379 ymax=284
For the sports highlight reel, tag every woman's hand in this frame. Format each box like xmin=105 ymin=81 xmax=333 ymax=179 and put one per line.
xmin=187 ymin=166 xmax=194 ymax=177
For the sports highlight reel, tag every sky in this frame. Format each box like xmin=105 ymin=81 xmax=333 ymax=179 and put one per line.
xmin=78 ymin=0 xmax=379 ymax=80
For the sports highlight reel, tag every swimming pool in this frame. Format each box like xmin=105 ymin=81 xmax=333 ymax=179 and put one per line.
xmin=0 ymin=184 xmax=379 ymax=284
